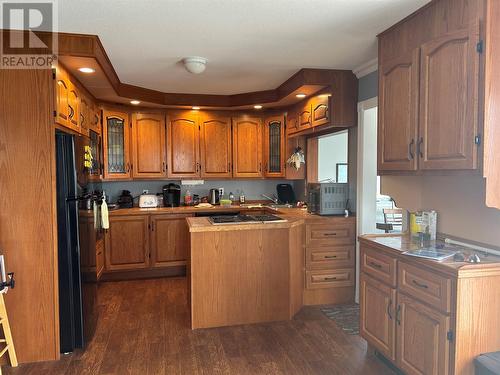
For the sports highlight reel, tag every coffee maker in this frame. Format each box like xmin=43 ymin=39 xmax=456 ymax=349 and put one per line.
xmin=162 ymin=183 xmax=181 ymax=207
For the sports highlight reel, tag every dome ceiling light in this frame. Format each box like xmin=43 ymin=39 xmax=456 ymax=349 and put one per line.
xmin=182 ymin=56 xmax=208 ymax=74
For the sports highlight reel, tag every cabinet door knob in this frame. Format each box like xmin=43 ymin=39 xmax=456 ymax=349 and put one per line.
xmin=408 ymin=139 xmax=415 ymax=160
xmin=396 ymin=305 xmax=401 ymax=325
xmin=417 ymin=137 xmax=424 ymax=158
xmin=387 ymin=299 xmax=393 ymax=320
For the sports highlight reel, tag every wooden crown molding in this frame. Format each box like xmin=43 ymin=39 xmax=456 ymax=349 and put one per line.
xmin=52 ymin=31 xmax=354 ymax=107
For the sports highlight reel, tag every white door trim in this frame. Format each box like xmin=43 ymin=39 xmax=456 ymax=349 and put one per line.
xmin=355 ymin=97 xmax=378 ymax=303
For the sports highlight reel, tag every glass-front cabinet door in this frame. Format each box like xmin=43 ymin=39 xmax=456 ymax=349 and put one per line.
xmin=264 ymin=115 xmax=285 ymax=177
xmin=102 ymin=110 xmax=130 ymax=179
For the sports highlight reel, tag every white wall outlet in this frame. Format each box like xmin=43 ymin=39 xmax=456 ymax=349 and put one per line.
xmin=218 ymin=188 xmax=224 ymax=197
xmin=142 ymin=189 xmax=149 ymax=194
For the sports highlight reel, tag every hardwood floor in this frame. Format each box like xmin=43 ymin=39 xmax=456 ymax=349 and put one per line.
xmin=5 ymin=278 xmax=393 ymax=375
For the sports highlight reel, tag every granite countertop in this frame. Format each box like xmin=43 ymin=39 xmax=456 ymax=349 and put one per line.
xmin=359 ymin=233 xmax=500 ymax=275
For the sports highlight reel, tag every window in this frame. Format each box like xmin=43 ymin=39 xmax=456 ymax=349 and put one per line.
xmin=317 ymin=130 xmax=348 ymax=182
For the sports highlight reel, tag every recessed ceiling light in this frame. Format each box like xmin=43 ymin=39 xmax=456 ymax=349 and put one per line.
xmin=130 ymin=100 xmax=140 ymax=105
xmin=78 ymin=67 xmax=95 ymax=74
xmin=192 ymin=106 xmax=200 ymax=110
xmin=320 ymin=93 xmax=332 ymax=98
xmin=296 ymin=93 xmax=306 ymax=98
xmin=254 ymin=105 xmax=263 ymax=109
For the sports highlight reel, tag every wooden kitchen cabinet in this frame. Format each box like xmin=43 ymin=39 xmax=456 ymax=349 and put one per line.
xmin=378 ymin=3 xmax=482 ymax=174
xmin=418 ymin=24 xmax=480 ymax=170
xmin=298 ymin=103 xmax=311 ymax=131
xmin=286 ymin=108 xmax=299 ymax=135
xmin=232 ymin=116 xmax=263 ymax=178
xmin=54 ymin=66 xmax=70 ymax=128
xmin=310 ymin=94 xmax=330 ymax=127
xmin=397 ymin=293 xmax=450 ymax=375
xmin=102 ymin=109 xmax=131 ymax=179
xmin=67 ymin=81 xmax=80 ymax=133
xmin=378 ymin=50 xmax=419 ymax=171
xmin=167 ymin=110 xmax=200 ymax=178
xmin=104 ymin=215 xmax=150 ymax=271
xmin=131 ymin=113 xmax=166 ymax=178
xmin=79 ymin=95 xmax=90 ymax=137
xmin=150 ymin=214 xmax=191 ymax=267
xmin=199 ymin=113 xmax=232 ymax=178
xmin=263 ymin=115 xmax=285 ymax=177
xmin=360 ymin=273 xmax=396 ymax=361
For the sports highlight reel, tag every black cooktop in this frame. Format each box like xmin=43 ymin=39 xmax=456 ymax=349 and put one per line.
xmin=209 ymin=214 xmax=287 ymax=225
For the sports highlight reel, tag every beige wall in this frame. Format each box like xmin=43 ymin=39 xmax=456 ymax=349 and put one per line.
xmin=382 ymin=174 xmax=500 ymax=246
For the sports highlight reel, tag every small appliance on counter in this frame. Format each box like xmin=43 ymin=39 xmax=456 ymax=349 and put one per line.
xmin=139 ymin=194 xmax=159 ymax=208
xmin=117 ymin=190 xmax=134 ymax=208
xmin=162 ymin=183 xmax=180 ymax=207
xmin=307 ymin=182 xmax=348 ymax=215
xmin=209 ymin=188 xmax=220 ymax=205
xmin=276 ymin=183 xmax=296 ymax=204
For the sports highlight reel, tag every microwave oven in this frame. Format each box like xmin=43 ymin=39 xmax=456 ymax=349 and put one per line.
xmin=307 ymin=183 xmax=349 ymax=215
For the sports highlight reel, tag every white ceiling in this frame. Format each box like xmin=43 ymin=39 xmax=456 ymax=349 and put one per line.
xmin=59 ymin=0 xmax=429 ymax=95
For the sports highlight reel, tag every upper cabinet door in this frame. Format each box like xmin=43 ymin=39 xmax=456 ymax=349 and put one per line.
xmin=263 ymin=115 xmax=285 ymax=177
xmin=55 ymin=67 xmax=69 ymax=128
xmin=67 ymin=82 xmax=80 ymax=133
xmin=311 ymin=95 xmax=330 ymax=127
xmin=232 ymin=116 xmax=263 ymax=178
xmin=419 ymin=24 xmax=480 ymax=170
xmin=131 ymin=113 xmax=166 ymax=178
xmin=79 ymin=95 xmax=90 ymax=137
xmin=199 ymin=113 xmax=232 ymax=178
xmin=102 ymin=109 xmax=131 ymax=180
xmin=378 ymin=49 xmax=420 ymax=172
xmin=167 ymin=110 xmax=200 ymax=178
xmin=298 ymin=104 xmax=312 ymax=131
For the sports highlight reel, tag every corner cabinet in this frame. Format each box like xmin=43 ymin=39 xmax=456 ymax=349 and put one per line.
xmin=102 ymin=109 xmax=131 ymax=179
xmin=263 ymin=115 xmax=285 ymax=177
xmin=131 ymin=113 xmax=166 ymax=178
xmin=378 ymin=19 xmax=481 ymax=173
xmin=166 ymin=110 xmax=200 ymax=178
xmin=232 ymin=116 xmax=263 ymax=178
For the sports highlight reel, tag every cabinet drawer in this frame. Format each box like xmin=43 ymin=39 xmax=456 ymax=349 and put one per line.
xmin=306 ymin=246 xmax=354 ymax=270
xmin=306 ymin=269 xmax=354 ymax=289
xmin=361 ymin=245 xmax=397 ymax=287
xmin=306 ymin=224 xmax=355 ymax=247
xmin=398 ymin=262 xmax=452 ymax=313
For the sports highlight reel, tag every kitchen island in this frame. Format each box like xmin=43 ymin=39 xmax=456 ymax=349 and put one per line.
xmin=187 ymin=215 xmax=305 ymax=329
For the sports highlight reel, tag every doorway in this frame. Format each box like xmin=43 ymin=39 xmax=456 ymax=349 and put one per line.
xmin=355 ymin=97 xmax=378 ymax=303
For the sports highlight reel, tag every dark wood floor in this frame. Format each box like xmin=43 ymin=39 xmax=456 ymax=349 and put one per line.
xmin=5 ymin=278 xmax=393 ymax=375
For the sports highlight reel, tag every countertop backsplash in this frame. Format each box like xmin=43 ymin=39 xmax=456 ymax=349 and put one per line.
xmin=100 ymin=180 xmax=297 ymax=203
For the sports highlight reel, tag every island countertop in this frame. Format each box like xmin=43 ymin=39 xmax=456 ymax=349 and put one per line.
xmin=186 ymin=216 xmax=305 ymax=232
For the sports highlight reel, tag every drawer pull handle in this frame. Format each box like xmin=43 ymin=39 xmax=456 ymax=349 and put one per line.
xmin=323 ymin=233 xmax=337 ymax=236
xmin=324 ymin=255 xmax=337 ymax=259
xmin=412 ymin=279 xmax=429 ymax=289
xmin=387 ymin=299 xmax=393 ymax=320
xmin=324 ymin=277 xmax=337 ymax=281
xmin=396 ymin=305 xmax=401 ymax=325
xmin=369 ymin=261 xmax=382 ymax=269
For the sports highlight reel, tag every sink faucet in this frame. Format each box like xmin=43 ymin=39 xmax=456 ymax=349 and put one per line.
xmin=261 ymin=194 xmax=278 ymax=204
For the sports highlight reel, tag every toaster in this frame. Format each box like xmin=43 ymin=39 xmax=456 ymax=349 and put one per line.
xmin=139 ymin=194 xmax=159 ymax=208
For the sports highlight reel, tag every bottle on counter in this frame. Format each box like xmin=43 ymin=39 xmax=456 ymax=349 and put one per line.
xmin=184 ymin=190 xmax=193 ymax=206
xmin=229 ymin=192 xmax=235 ymax=202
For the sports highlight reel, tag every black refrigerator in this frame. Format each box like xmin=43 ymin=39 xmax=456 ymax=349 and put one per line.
xmin=55 ymin=131 xmax=100 ymax=353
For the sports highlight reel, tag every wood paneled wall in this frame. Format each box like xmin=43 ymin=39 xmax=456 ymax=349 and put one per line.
xmin=0 ymin=69 xmax=59 ymax=362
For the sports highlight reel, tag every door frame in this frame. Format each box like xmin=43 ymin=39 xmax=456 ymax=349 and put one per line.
xmin=355 ymin=96 xmax=378 ymax=303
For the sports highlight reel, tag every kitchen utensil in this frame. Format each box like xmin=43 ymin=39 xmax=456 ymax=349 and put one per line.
xmin=209 ymin=189 xmax=220 ymax=205
xmin=276 ymin=184 xmax=296 ymax=204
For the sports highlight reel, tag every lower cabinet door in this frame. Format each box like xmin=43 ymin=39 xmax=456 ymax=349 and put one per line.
xmin=104 ymin=215 xmax=150 ymax=271
xmin=397 ymin=293 xmax=450 ymax=375
xmin=150 ymin=214 xmax=190 ymax=268
xmin=360 ymin=273 xmax=396 ymax=361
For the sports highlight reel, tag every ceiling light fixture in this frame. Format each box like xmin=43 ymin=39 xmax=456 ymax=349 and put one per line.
xmin=254 ymin=105 xmax=263 ymax=109
xmin=296 ymin=93 xmax=306 ymax=98
xmin=192 ymin=106 xmax=200 ymax=110
xmin=78 ymin=67 xmax=95 ymax=74
xmin=130 ymin=100 xmax=140 ymax=105
xmin=182 ymin=56 xmax=208 ymax=74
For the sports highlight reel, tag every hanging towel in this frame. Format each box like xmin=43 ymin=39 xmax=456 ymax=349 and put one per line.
xmin=101 ymin=200 xmax=109 ymax=230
